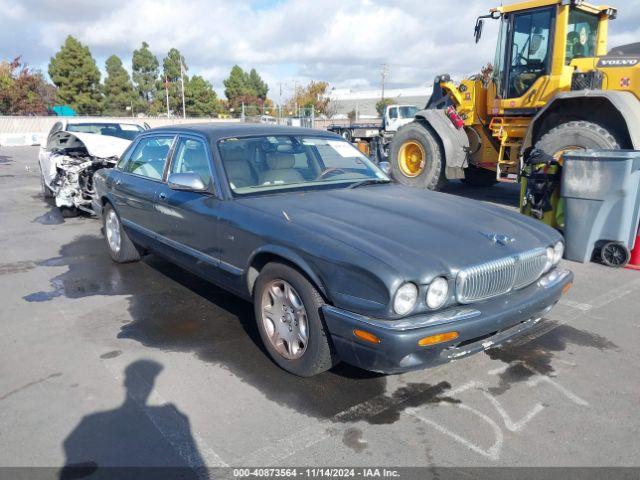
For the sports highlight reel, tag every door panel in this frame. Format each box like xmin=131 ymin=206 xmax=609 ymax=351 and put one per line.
xmin=110 ymin=134 xmax=174 ymax=239
xmin=153 ymin=136 xmax=221 ymax=282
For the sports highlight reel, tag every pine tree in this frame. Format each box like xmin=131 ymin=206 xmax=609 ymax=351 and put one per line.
xmin=132 ymin=41 xmax=159 ymax=112
xmin=185 ymin=75 xmax=220 ymax=117
xmin=248 ymin=68 xmax=268 ymax=100
xmin=159 ymin=48 xmax=187 ymax=115
xmin=223 ymin=65 xmax=269 ymax=111
xmin=48 ymin=35 xmax=102 ymax=114
xmin=103 ymin=55 xmax=134 ymax=116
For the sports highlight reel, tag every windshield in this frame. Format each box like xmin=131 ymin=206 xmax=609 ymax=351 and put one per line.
xmin=66 ymin=123 xmax=144 ymax=141
xmin=398 ymin=106 xmax=418 ymax=118
xmin=218 ymin=135 xmax=389 ymax=195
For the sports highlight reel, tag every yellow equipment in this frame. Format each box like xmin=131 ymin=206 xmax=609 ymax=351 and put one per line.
xmin=390 ymin=0 xmax=640 ymax=219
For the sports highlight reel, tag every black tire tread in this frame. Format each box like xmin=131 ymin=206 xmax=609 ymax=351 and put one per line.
xmin=103 ymin=203 xmax=140 ymax=263
xmin=535 ymin=121 xmax=620 ymax=154
xmin=254 ymin=262 xmax=336 ymax=377
xmin=390 ymin=121 xmax=445 ymax=191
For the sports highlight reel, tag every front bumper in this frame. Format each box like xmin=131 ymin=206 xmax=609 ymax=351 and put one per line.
xmin=322 ymin=268 xmax=573 ymax=374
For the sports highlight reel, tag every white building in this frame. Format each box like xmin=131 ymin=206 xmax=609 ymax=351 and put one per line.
xmin=327 ymin=85 xmax=433 ymax=119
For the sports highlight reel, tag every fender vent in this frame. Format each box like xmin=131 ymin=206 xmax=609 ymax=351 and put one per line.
xmin=571 ymin=71 xmax=604 ymax=91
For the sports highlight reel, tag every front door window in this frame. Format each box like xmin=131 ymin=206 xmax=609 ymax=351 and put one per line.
xmin=506 ymin=8 xmax=554 ymax=99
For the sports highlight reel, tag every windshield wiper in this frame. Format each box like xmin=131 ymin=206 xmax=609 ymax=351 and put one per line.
xmin=346 ymin=178 xmax=391 ymax=189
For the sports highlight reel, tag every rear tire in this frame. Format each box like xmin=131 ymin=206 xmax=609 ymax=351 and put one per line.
xmin=103 ymin=203 xmax=140 ymax=263
xmin=535 ymin=121 xmax=620 ymax=159
xmin=390 ymin=122 xmax=445 ymax=190
xmin=254 ymin=262 xmax=337 ymax=377
xmin=461 ymin=165 xmax=498 ymax=187
xmin=341 ymin=129 xmax=352 ymax=143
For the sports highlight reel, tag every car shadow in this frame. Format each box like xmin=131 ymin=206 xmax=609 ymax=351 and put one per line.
xmin=59 ymin=360 xmax=206 ymax=479
xmin=441 ymin=180 xmax=520 ymax=209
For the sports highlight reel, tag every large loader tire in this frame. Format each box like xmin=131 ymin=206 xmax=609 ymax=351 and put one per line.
xmin=535 ymin=121 xmax=620 ymax=160
xmin=391 ymin=122 xmax=445 ymax=190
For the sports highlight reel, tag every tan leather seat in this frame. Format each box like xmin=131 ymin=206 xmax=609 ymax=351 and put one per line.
xmin=260 ymin=153 xmax=304 ymax=185
xmin=222 ymin=148 xmax=255 ymax=188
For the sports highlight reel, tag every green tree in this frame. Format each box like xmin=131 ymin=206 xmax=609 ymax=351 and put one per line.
xmin=48 ymin=35 xmax=101 ymax=114
xmin=132 ymin=41 xmax=159 ymax=111
xmin=248 ymin=68 xmax=268 ymax=100
xmin=158 ymin=48 xmax=187 ymax=115
xmin=103 ymin=55 xmax=134 ymax=116
xmin=185 ymin=75 xmax=220 ymax=117
xmin=223 ymin=65 xmax=269 ymax=111
xmin=375 ymin=97 xmax=394 ymax=116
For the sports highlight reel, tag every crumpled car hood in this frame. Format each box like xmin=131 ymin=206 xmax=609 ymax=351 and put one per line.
xmin=238 ymin=184 xmax=561 ymax=279
xmin=60 ymin=131 xmax=131 ymax=159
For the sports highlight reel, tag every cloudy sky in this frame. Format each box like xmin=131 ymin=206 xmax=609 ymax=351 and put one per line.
xmin=2 ymin=0 xmax=640 ymax=100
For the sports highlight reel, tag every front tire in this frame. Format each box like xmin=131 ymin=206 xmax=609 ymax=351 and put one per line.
xmin=103 ymin=203 xmax=140 ymax=263
xmin=40 ymin=171 xmax=53 ymax=199
xmin=390 ymin=122 xmax=445 ymax=190
xmin=535 ymin=121 xmax=620 ymax=159
xmin=254 ymin=262 xmax=337 ymax=377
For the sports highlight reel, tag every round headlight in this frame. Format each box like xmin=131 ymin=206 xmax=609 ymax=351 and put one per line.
xmin=393 ymin=283 xmax=418 ymax=316
xmin=426 ymin=277 xmax=449 ymax=309
xmin=553 ymin=241 xmax=564 ymax=265
xmin=544 ymin=246 xmax=554 ymax=272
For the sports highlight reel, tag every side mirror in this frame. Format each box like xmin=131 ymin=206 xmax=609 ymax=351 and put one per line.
xmin=474 ymin=18 xmax=484 ymax=44
xmin=167 ymin=172 xmax=207 ymax=192
xmin=378 ymin=161 xmax=391 ymax=175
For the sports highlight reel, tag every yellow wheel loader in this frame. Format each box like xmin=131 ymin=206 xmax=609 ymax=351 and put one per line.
xmin=390 ymin=0 xmax=640 ymax=228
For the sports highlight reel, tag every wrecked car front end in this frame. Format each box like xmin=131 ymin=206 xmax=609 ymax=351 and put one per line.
xmin=40 ymin=132 xmax=131 ymax=214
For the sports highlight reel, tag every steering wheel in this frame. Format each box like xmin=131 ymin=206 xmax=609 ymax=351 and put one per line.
xmin=317 ymin=167 xmax=348 ymax=179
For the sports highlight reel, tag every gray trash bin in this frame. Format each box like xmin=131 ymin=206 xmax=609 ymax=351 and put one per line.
xmin=561 ymin=150 xmax=640 ymax=264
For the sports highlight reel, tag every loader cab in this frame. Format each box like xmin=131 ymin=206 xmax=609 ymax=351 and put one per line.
xmin=484 ymin=0 xmax=614 ymax=112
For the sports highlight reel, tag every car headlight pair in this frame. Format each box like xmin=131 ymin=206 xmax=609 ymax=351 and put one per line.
xmin=544 ymin=241 xmax=564 ymax=273
xmin=393 ymin=277 xmax=449 ymax=315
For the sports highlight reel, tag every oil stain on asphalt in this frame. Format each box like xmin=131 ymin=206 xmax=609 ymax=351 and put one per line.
xmin=32 ymin=209 xmax=65 ymax=225
xmin=485 ymin=324 xmax=618 ymax=395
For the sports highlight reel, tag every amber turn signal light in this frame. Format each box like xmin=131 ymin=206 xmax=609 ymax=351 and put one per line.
xmin=353 ymin=329 xmax=381 ymax=344
xmin=562 ymin=282 xmax=573 ymax=295
xmin=418 ymin=331 xmax=459 ymax=347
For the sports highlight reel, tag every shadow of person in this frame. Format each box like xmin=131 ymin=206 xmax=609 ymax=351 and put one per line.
xmin=59 ymin=360 xmax=206 ymax=480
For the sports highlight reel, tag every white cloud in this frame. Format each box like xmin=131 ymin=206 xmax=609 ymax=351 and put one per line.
xmin=1 ymin=0 xmax=639 ymax=100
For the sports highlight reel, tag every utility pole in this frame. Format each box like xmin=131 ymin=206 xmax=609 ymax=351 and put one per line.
xmin=180 ymin=59 xmax=186 ymax=118
xmin=164 ymin=76 xmax=170 ymax=118
xmin=380 ymin=63 xmax=388 ymax=101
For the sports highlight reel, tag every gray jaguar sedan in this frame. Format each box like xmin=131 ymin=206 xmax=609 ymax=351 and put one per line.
xmin=92 ymin=124 xmax=573 ymax=377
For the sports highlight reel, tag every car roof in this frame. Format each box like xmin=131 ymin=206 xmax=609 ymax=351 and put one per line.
xmin=144 ymin=122 xmax=341 ymax=141
xmin=63 ymin=119 xmax=145 ymax=126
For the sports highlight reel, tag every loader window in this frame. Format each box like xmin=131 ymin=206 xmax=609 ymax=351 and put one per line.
xmin=506 ymin=8 xmax=554 ymax=99
xmin=566 ymin=9 xmax=598 ymax=63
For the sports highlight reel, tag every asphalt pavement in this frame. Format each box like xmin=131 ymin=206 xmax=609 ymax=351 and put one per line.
xmin=0 ymin=146 xmax=638 ymax=477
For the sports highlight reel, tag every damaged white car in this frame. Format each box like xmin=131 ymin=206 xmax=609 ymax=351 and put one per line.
xmin=38 ymin=120 xmax=147 ymax=216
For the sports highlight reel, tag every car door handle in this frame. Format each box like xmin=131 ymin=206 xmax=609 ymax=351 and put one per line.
xmin=115 ymin=179 xmax=122 ymax=186
xmin=158 ymin=192 xmax=167 ymax=200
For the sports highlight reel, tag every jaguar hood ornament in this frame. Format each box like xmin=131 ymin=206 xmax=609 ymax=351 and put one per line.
xmin=479 ymin=231 xmax=516 ymax=246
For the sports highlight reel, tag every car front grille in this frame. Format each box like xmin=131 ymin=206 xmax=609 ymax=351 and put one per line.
xmin=456 ymin=248 xmax=547 ymax=304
